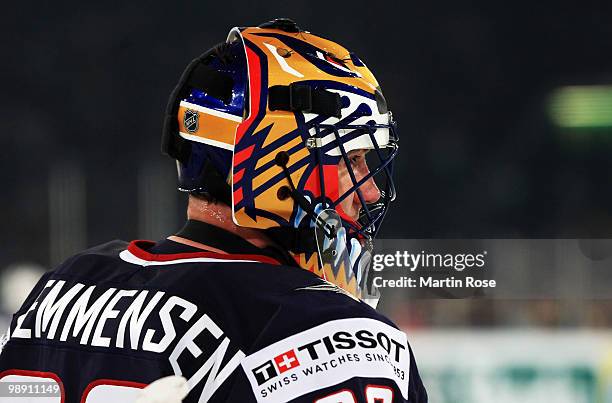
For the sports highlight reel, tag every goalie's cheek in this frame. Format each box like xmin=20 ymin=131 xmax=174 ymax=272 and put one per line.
xmin=336 ymin=163 xmax=359 ymax=220
xmin=335 ymin=160 xmax=380 ymax=222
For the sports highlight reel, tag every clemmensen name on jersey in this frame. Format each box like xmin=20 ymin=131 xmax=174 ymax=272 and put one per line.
xmin=6 ymin=279 xmax=245 ymax=401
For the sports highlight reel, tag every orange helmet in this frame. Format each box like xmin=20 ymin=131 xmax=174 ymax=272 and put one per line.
xmin=162 ymin=19 xmax=397 ymax=306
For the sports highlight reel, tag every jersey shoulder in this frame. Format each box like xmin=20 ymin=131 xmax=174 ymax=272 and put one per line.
xmin=51 ymin=239 xmax=129 ymax=275
xmin=230 ymin=269 xmax=416 ymax=402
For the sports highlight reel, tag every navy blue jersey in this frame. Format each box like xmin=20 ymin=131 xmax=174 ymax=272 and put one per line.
xmin=0 ymin=223 xmax=427 ymax=402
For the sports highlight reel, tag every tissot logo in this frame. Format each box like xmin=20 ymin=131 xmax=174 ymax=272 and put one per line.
xmin=241 ymin=318 xmax=411 ymax=402
xmin=249 ymin=329 xmax=405 ymax=386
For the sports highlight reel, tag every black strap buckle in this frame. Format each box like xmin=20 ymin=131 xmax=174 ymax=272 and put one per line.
xmin=289 ymin=84 xmax=312 ymax=113
xmin=269 ymin=83 xmax=341 ymax=118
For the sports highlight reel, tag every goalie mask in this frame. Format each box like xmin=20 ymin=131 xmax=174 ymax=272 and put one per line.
xmin=162 ymin=19 xmax=397 ymax=307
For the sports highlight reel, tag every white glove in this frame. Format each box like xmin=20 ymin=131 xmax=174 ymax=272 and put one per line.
xmin=135 ymin=375 xmax=189 ymax=403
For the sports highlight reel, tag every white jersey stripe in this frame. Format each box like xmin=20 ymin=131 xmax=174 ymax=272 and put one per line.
xmin=119 ymin=249 xmax=262 ymax=267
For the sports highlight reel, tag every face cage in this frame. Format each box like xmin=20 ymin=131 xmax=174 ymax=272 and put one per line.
xmin=311 ymin=119 xmax=398 ymax=240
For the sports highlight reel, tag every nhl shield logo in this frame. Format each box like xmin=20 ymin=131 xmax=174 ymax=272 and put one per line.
xmin=184 ymin=109 xmax=199 ymax=133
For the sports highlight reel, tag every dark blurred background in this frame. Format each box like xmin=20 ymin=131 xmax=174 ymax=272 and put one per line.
xmin=2 ymin=2 xmax=612 ymax=401
xmin=3 ymin=1 xmax=612 ymax=268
